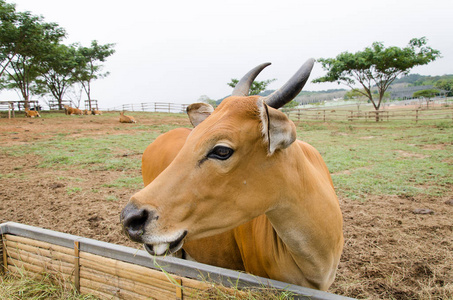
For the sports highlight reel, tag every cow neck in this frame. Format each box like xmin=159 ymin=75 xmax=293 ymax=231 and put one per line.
xmin=264 ymin=143 xmax=343 ymax=290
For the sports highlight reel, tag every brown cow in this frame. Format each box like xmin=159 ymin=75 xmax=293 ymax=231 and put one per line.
xmin=24 ymin=108 xmax=40 ymax=118
xmin=119 ymin=111 xmax=136 ymax=123
xmin=121 ymin=59 xmax=344 ymax=291
xmin=64 ymin=105 xmax=83 ymax=115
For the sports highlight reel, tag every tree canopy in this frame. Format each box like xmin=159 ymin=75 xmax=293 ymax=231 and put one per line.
xmin=2 ymin=10 xmax=66 ymax=106
xmin=413 ymin=88 xmax=440 ymax=108
xmin=74 ymin=40 xmax=116 ymax=110
xmin=434 ymin=79 xmax=453 ymax=96
xmin=413 ymin=89 xmax=440 ymax=98
xmin=0 ymin=1 xmax=115 ymax=109
xmin=33 ymin=43 xmax=78 ymax=109
xmin=313 ymin=37 xmax=441 ymax=113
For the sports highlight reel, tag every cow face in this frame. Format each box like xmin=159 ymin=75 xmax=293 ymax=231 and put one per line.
xmin=121 ymin=96 xmax=296 ymax=255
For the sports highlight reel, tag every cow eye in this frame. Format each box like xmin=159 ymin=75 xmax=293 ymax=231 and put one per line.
xmin=208 ymin=146 xmax=234 ymax=160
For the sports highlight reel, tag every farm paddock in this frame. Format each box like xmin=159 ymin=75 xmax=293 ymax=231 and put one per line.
xmin=0 ymin=111 xmax=452 ymax=299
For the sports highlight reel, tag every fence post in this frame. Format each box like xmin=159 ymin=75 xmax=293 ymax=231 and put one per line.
xmin=415 ymin=109 xmax=418 ymax=123
xmin=1 ymin=234 xmax=7 ymax=274
xmin=74 ymin=241 xmax=80 ymax=293
xmin=168 ymin=103 xmax=171 ymax=113
xmin=323 ymin=110 xmax=326 ymax=122
xmin=141 ymin=103 xmax=145 ymax=111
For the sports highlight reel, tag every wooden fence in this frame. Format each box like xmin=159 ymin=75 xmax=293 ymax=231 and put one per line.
xmin=120 ymin=102 xmax=189 ymax=114
xmin=47 ymin=100 xmax=76 ymax=110
xmin=0 ymin=222 xmax=350 ymax=300
xmin=286 ymin=106 xmax=453 ymax=123
xmin=0 ymin=102 xmax=14 ymax=119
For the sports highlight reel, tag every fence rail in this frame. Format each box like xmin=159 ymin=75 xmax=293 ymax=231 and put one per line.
xmin=0 ymin=102 xmax=14 ymax=118
xmin=119 ymin=102 xmax=189 ymax=114
xmin=286 ymin=106 xmax=453 ymax=123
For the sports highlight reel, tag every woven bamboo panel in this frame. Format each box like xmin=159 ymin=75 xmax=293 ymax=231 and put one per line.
xmin=2 ymin=233 xmax=214 ymax=299
xmin=1 ymin=222 xmax=347 ymax=300
xmin=80 ymin=250 xmax=211 ymax=299
xmin=4 ymin=235 xmax=74 ymax=291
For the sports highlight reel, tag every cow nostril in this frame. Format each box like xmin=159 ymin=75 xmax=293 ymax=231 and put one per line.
xmin=122 ymin=208 xmax=149 ymax=241
xmin=128 ymin=209 xmax=148 ymax=231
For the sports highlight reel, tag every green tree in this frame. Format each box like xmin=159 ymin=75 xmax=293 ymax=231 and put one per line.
xmin=413 ymin=89 xmax=439 ymax=108
xmin=34 ymin=43 xmax=78 ymax=109
xmin=74 ymin=40 xmax=115 ymax=110
xmin=1 ymin=10 xmax=66 ymax=108
xmin=313 ymin=37 xmax=441 ymax=120
xmin=227 ymin=78 xmax=276 ymax=95
xmin=435 ymin=79 xmax=453 ymax=97
xmin=0 ymin=0 xmax=18 ymax=78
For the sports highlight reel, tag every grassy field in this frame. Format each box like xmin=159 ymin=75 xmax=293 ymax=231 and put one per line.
xmin=293 ymin=120 xmax=452 ymax=200
xmin=1 ymin=110 xmax=452 ymax=299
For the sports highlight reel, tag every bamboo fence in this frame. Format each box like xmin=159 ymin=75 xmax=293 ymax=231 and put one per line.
xmin=0 ymin=222 xmax=350 ymax=300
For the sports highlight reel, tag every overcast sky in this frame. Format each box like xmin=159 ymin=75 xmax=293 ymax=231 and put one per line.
xmin=2 ymin=0 xmax=452 ymax=109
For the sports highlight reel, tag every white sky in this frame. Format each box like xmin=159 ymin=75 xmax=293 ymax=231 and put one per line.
xmin=2 ymin=0 xmax=452 ymax=109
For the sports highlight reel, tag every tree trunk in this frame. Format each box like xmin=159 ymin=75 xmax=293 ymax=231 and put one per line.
xmin=375 ymin=108 xmax=380 ymax=122
xmin=23 ymin=93 xmax=29 ymax=110
xmin=368 ymin=96 xmax=381 ymax=122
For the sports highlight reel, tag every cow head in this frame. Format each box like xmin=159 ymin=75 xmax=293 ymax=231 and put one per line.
xmin=121 ymin=59 xmax=315 ymax=255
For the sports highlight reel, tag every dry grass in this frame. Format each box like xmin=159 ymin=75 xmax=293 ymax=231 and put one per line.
xmin=0 ymin=269 xmax=98 ymax=300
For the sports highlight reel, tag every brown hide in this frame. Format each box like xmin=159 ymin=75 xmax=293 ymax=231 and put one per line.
xmin=64 ymin=105 xmax=82 ymax=115
xmin=24 ymin=109 xmax=40 ymax=118
xmin=119 ymin=112 xmax=136 ymax=123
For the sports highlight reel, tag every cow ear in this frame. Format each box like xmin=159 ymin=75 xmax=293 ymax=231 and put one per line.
xmin=258 ymin=99 xmax=296 ymax=155
xmin=186 ymin=103 xmax=214 ymax=127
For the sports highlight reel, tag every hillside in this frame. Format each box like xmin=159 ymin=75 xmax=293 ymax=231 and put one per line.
xmin=215 ymin=74 xmax=452 ymax=105
xmin=393 ymin=73 xmax=453 ymax=86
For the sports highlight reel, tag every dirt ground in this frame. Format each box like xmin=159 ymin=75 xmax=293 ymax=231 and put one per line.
xmin=0 ymin=113 xmax=452 ymax=299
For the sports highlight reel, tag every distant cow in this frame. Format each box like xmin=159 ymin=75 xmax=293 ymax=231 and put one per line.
xmin=119 ymin=111 xmax=136 ymax=123
xmin=24 ymin=108 xmax=40 ymax=118
xmin=92 ymin=110 xmax=102 ymax=115
xmin=64 ymin=105 xmax=83 ymax=115
xmin=83 ymin=109 xmax=92 ymax=115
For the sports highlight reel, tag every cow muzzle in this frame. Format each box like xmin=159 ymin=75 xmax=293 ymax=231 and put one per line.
xmin=120 ymin=202 xmax=187 ymax=256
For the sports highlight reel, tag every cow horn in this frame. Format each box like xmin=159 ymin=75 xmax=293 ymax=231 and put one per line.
xmin=262 ymin=58 xmax=315 ymax=109
xmin=231 ymin=62 xmax=271 ymax=96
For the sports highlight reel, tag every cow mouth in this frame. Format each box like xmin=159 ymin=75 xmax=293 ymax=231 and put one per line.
xmin=143 ymin=231 xmax=187 ymax=256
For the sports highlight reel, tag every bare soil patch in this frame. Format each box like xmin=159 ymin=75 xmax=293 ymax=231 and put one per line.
xmin=1 ymin=114 xmax=452 ymax=299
